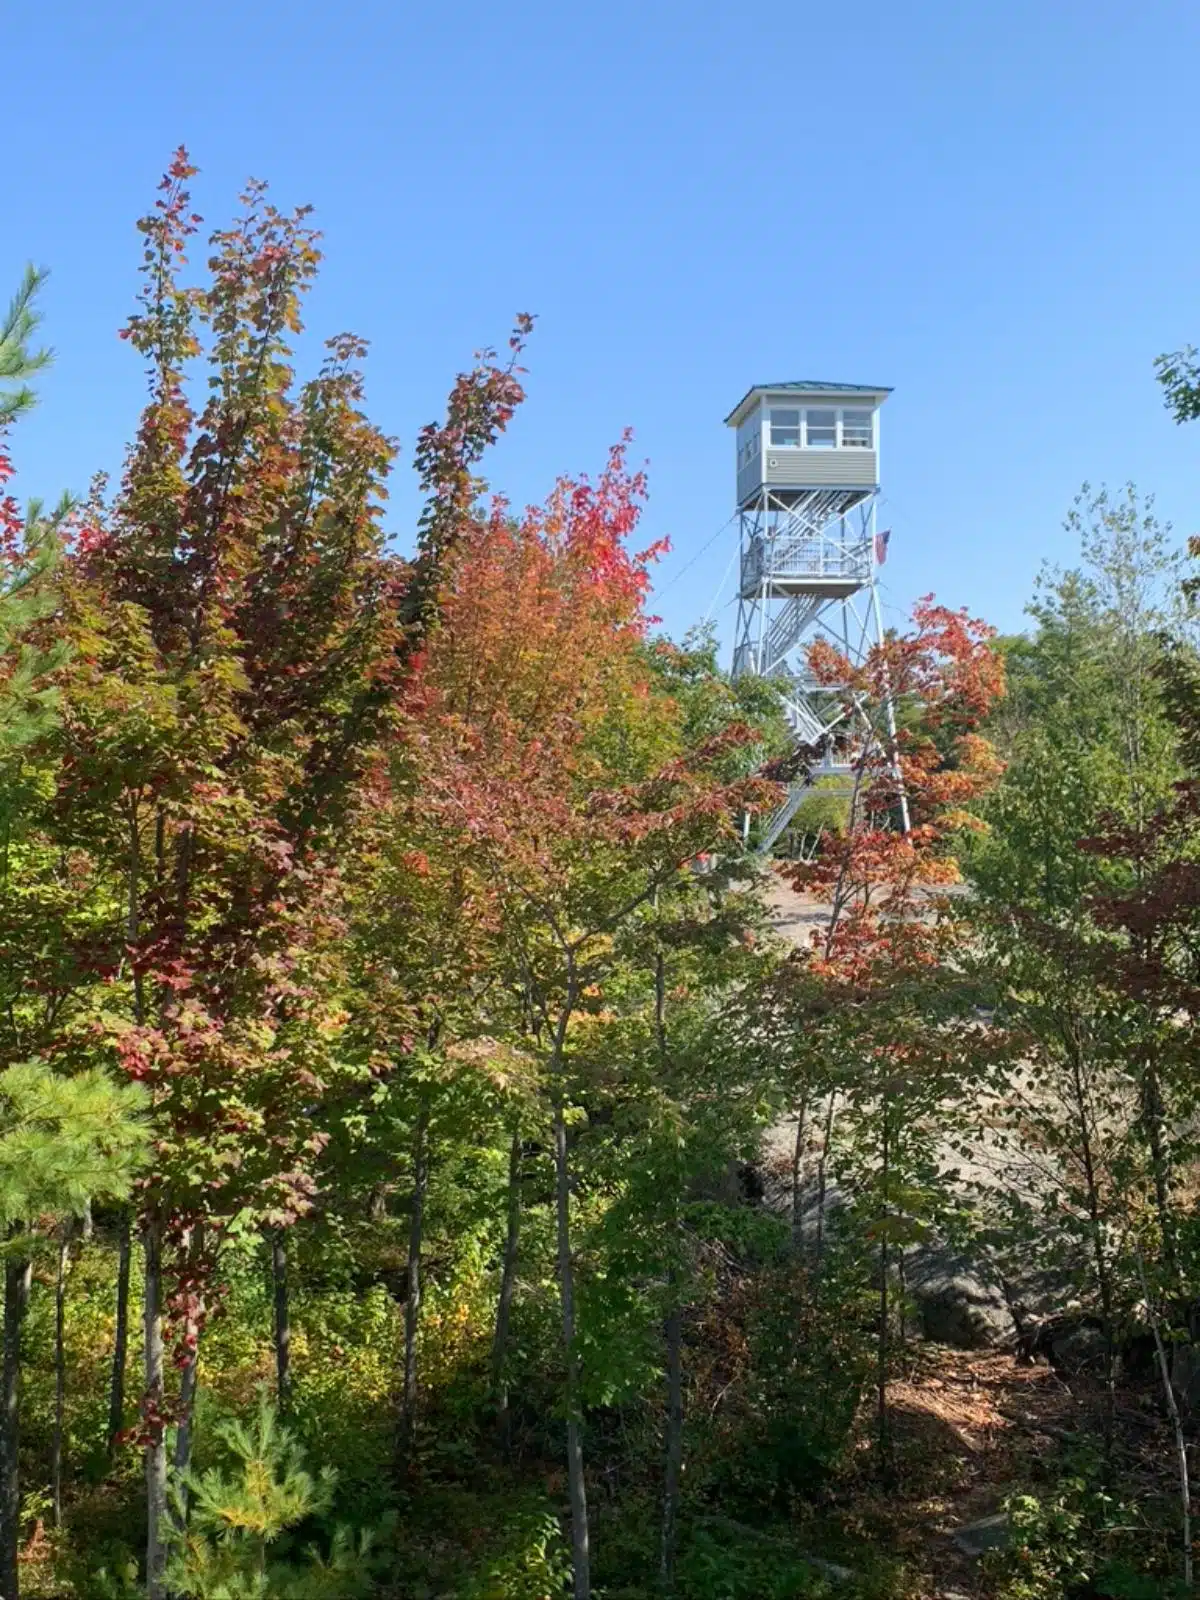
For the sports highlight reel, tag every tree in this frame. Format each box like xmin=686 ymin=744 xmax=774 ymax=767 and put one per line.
xmin=0 ymin=268 xmax=143 ymax=1599
xmin=54 ymin=149 xmax=532 ymax=1596
xmin=971 ymin=490 xmax=1184 ymax=1334
xmin=0 ymin=268 xmax=51 ymax=429
xmin=401 ymin=444 xmax=776 ymax=1596
xmin=0 ymin=1063 xmax=148 ymax=1600
xmin=1155 ymin=342 xmax=1200 ymax=425
xmin=765 ymin=599 xmax=1005 ymax=1475
xmin=166 ymin=1392 xmax=372 ymax=1599
xmin=962 ymin=492 xmax=1200 ymax=1556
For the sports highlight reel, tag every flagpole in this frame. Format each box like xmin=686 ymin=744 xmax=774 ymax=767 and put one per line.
xmin=868 ymin=523 xmax=909 ymax=834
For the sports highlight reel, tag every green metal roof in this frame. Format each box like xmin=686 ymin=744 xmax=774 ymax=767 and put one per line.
xmin=725 ymin=380 xmax=892 ymax=426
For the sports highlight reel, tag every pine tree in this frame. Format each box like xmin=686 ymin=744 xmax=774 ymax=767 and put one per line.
xmin=166 ymin=1392 xmax=372 ymax=1599
xmin=0 ymin=263 xmax=70 ymax=805
xmin=0 ymin=268 xmax=51 ymax=429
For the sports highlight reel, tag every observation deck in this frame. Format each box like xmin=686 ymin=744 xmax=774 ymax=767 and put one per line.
xmin=739 ymin=528 xmax=872 ymax=601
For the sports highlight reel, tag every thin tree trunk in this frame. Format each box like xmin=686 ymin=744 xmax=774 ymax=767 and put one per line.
xmin=491 ymin=1126 xmax=522 ymax=1442
xmin=127 ymin=801 xmax=145 ymax=1032
xmin=877 ymin=1096 xmax=892 ymax=1487
xmin=654 ymin=892 xmax=684 ymax=1590
xmin=1136 ymin=1244 xmax=1192 ymax=1587
xmin=171 ymin=1222 xmax=204 ymax=1502
xmin=271 ymin=1229 xmax=291 ymax=1413
xmin=553 ymin=1086 xmax=590 ymax=1600
xmin=52 ymin=1231 xmax=69 ymax=1531
xmin=1140 ymin=1058 xmax=1177 ymax=1285
xmin=143 ymin=1218 xmax=167 ymax=1600
xmin=653 ymin=921 xmax=666 ymax=1061
xmin=1 ymin=1236 xmax=31 ymax=1600
xmin=814 ymin=1095 xmax=838 ymax=1276
xmin=400 ymin=1099 xmax=430 ymax=1454
xmin=790 ymin=1094 xmax=809 ymax=1250
xmin=107 ymin=1213 xmax=131 ymax=1461
xmin=1067 ymin=1034 xmax=1118 ymax=1449
xmin=660 ymin=1291 xmax=684 ymax=1591
xmin=173 ymin=1349 xmax=198 ymax=1479
xmin=171 ymin=1339 xmax=199 ymax=1524
xmin=130 ymin=793 xmax=162 ymax=1592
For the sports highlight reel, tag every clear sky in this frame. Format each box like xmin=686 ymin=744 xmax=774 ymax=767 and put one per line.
xmin=6 ymin=0 xmax=1199 ymax=649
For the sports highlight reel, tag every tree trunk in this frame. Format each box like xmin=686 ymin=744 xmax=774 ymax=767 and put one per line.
xmin=171 ymin=1339 xmax=199 ymax=1524
xmin=1139 ymin=1058 xmax=1177 ymax=1286
xmin=271 ymin=1229 xmax=291 ymax=1413
xmin=52 ymin=1231 xmax=69 ymax=1531
xmin=143 ymin=1218 xmax=167 ymax=1600
xmin=127 ymin=802 xmax=146 ymax=1033
xmin=107 ymin=1212 xmax=131 ymax=1460
xmin=660 ymin=1291 xmax=684 ymax=1591
xmin=490 ymin=1126 xmax=522 ymax=1443
xmin=1 ymin=1236 xmax=31 ymax=1600
xmin=653 ymin=928 xmax=666 ymax=1063
xmin=653 ymin=907 xmax=684 ymax=1592
xmin=171 ymin=1222 xmax=204 ymax=1499
xmin=790 ymin=1094 xmax=809 ymax=1250
xmin=1067 ymin=1034 xmax=1118 ymax=1449
xmin=1136 ymin=1244 xmax=1192 ymax=1587
xmin=400 ymin=1100 xmax=430 ymax=1455
xmin=814 ymin=1095 xmax=838 ymax=1276
xmin=877 ymin=1099 xmax=892 ymax=1487
xmin=553 ymin=1088 xmax=590 ymax=1600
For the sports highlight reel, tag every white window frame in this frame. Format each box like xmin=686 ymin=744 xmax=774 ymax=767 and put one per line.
xmin=839 ymin=407 xmax=874 ymax=449
xmin=768 ymin=407 xmax=801 ymax=448
xmin=737 ymin=416 xmax=763 ymax=471
xmin=803 ymin=407 xmax=837 ymax=449
xmin=761 ymin=400 xmax=877 ymax=453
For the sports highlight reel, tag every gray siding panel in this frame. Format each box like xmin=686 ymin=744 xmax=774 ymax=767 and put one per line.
xmin=737 ymin=459 xmax=762 ymax=504
xmin=737 ymin=449 xmax=878 ymax=503
xmin=765 ymin=449 xmax=877 ymax=488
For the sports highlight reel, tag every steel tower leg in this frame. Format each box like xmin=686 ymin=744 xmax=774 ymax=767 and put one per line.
xmin=731 ymin=488 xmax=908 ymax=853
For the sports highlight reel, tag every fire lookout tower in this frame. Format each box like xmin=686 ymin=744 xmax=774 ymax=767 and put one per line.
xmin=726 ymin=381 xmax=905 ymax=850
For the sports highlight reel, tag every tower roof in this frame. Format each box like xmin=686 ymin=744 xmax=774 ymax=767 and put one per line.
xmin=725 ymin=381 xmax=892 ymax=427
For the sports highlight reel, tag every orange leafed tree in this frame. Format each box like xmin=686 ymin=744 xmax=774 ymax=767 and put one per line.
xmin=793 ymin=596 xmax=1006 ymax=973
xmin=769 ymin=598 xmax=1006 ymax=1479
xmin=383 ymin=441 xmax=775 ymax=1600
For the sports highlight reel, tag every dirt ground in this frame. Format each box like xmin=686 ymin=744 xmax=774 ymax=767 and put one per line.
xmin=756 ymin=867 xmax=1172 ymax=1597
xmin=870 ymin=1348 xmax=1091 ymax=1594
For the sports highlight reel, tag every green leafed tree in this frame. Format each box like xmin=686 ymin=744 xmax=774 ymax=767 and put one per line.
xmin=0 ymin=1063 xmax=149 ymax=1600
xmin=968 ymin=487 xmax=1188 ymax=1454
xmin=1155 ymin=341 xmax=1200 ymax=425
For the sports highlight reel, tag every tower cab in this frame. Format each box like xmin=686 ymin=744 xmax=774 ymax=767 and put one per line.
xmin=726 ymin=381 xmax=888 ymax=510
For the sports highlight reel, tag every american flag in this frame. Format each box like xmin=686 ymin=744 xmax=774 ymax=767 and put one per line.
xmin=874 ymin=528 xmax=891 ymax=566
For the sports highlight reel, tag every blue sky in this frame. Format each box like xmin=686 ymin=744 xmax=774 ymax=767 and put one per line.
xmin=6 ymin=0 xmax=1199 ymax=648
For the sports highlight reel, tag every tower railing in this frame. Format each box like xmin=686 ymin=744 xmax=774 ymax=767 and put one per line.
xmin=740 ymin=532 xmax=871 ymax=595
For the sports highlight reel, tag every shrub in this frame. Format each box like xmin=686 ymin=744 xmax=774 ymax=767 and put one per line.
xmin=165 ymin=1392 xmax=373 ymax=1600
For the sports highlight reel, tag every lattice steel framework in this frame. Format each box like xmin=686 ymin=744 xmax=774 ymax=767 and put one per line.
xmin=732 ymin=483 xmax=908 ymax=851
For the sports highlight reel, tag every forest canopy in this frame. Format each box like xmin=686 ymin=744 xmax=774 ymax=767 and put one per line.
xmin=0 ymin=154 xmax=1198 ymax=1600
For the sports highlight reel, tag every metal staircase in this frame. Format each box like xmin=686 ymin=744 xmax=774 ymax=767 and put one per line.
xmin=725 ymin=381 xmax=906 ymax=854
